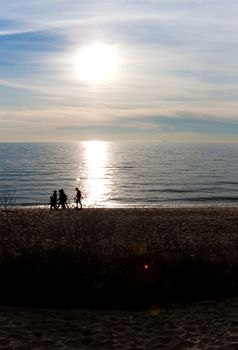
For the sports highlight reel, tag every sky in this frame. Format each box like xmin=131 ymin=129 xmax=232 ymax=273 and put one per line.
xmin=0 ymin=0 xmax=238 ymax=142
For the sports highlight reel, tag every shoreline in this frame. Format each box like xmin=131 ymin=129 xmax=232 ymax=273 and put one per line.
xmin=8 ymin=202 xmax=238 ymax=210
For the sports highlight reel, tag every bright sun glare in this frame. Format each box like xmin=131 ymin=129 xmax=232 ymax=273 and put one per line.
xmin=81 ymin=141 xmax=109 ymax=205
xmin=76 ymin=44 xmax=119 ymax=83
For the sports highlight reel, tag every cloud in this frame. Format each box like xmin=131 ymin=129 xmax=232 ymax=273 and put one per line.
xmin=1 ymin=0 xmax=238 ymax=141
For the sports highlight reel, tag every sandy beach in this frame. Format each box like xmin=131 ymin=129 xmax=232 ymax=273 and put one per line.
xmin=0 ymin=298 xmax=238 ymax=349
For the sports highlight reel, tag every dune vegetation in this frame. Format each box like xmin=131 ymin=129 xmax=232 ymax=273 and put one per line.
xmin=0 ymin=207 xmax=237 ymax=307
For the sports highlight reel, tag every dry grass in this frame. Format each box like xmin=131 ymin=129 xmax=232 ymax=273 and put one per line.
xmin=0 ymin=207 xmax=238 ymax=306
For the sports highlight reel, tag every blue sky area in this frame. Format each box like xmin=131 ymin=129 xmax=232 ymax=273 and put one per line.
xmin=0 ymin=0 xmax=238 ymax=142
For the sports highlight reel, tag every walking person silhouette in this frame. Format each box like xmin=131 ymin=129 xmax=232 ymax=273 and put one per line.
xmin=75 ymin=187 xmax=83 ymax=209
xmin=58 ymin=189 xmax=67 ymax=209
xmin=50 ymin=190 xmax=58 ymax=210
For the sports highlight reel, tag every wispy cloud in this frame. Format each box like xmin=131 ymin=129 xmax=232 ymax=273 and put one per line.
xmin=0 ymin=0 xmax=238 ymax=141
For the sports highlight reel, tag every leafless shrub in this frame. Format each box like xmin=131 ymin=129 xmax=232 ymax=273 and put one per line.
xmin=0 ymin=190 xmax=16 ymax=225
xmin=0 ymin=190 xmax=16 ymax=211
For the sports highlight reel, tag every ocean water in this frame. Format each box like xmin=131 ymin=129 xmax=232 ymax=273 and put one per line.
xmin=0 ymin=142 xmax=238 ymax=208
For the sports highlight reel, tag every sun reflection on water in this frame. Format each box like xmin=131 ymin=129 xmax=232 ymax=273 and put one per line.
xmin=80 ymin=141 xmax=110 ymax=207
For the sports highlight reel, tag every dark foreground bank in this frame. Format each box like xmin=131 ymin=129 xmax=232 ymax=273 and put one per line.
xmin=0 ymin=207 xmax=238 ymax=307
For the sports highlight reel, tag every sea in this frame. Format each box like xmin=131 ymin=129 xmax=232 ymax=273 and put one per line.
xmin=0 ymin=142 xmax=238 ymax=208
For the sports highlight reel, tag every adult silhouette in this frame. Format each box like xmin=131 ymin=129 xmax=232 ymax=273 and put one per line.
xmin=75 ymin=187 xmax=83 ymax=209
xmin=58 ymin=189 xmax=67 ymax=209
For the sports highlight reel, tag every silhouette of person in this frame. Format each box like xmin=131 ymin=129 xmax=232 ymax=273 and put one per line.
xmin=75 ymin=187 xmax=83 ymax=209
xmin=50 ymin=190 xmax=58 ymax=210
xmin=58 ymin=189 xmax=67 ymax=209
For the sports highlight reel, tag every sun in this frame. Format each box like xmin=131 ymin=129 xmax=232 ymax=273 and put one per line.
xmin=76 ymin=44 xmax=119 ymax=83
